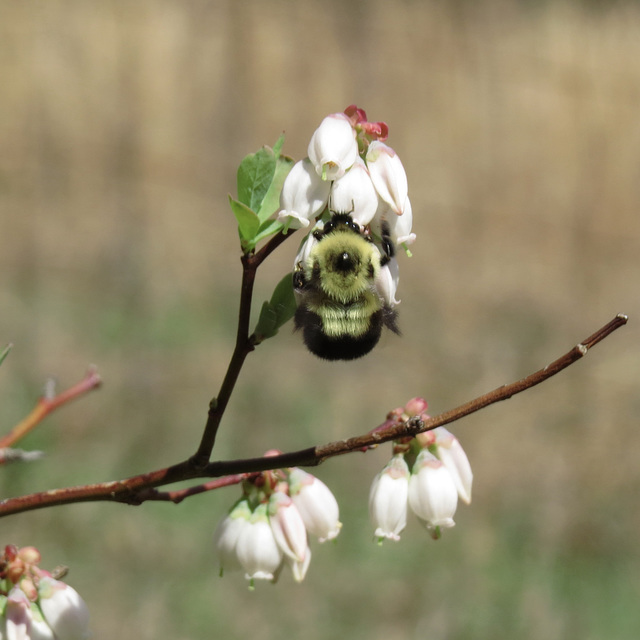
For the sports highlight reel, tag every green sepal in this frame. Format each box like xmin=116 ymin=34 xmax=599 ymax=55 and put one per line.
xmin=0 ymin=343 xmax=12 ymax=367
xmin=252 ymin=272 xmax=297 ymax=343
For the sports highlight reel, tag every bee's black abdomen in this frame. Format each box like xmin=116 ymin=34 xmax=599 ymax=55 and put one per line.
xmin=294 ymin=306 xmax=383 ymax=361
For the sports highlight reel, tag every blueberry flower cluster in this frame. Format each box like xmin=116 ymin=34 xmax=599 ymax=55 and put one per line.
xmin=0 ymin=545 xmax=90 ymax=640
xmin=277 ymin=105 xmax=415 ymax=309
xmin=213 ymin=461 xmax=341 ymax=586
xmin=369 ymin=398 xmax=473 ymax=542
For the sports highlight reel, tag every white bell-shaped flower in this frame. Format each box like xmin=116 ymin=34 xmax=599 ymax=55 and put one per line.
xmin=277 ymin=158 xmax=331 ymax=229
xmin=293 ymin=221 xmax=322 ymax=267
xmin=375 ymin=258 xmax=400 ymax=307
xmin=287 ymin=546 xmax=312 ymax=583
xmin=38 ymin=577 xmax=91 ymax=640
xmin=329 ymin=157 xmax=379 ymax=227
xmin=268 ymin=491 xmax=308 ymax=563
xmin=235 ymin=503 xmax=283 ymax=582
xmin=408 ymin=449 xmax=458 ymax=533
xmin=391 ymin=197 xmax=416 ymax=246
xmin=369 ymin=454 xmax=410 ymax=542
xmin=5 ymin=586 xmax=32 ymax=640
xmin=366 ymin=141 xmax=408 ymax=216
xmin=308 ymin=113 xmax=358 ymax=181
xmin=288 ymin=468 xmax=342 ymax=542
xmin=213 ymin=499 xmax=252 ymax=573
xmin=432 ymin=427 xmax=473 ymax=504
xmin=29 ymin=606 xmax=56 ymax=640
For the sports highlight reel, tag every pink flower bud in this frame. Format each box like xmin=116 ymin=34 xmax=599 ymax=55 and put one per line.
xmin=404 ymin=397 xmax=428 ymax=417
xmin=17 ymin=547 xmax=41 ymax=565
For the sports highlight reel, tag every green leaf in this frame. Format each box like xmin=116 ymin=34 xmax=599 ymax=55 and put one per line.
xmin=229 ymin=196 xmax=260 ymax=248
xmin=272 ymin=132 xmax=285 ymax=157
xmin=254 ymin=302 xmax=278 ymax=344
xmin=252 ymin=219 xmax=285 ymax=247
xmin=0 ymin=343 xmax=12 ymax=367
xmin=233 ymin=136 xmax=294 ymax=251
xmin=237 ymin=147 xmax=277 ymax=213
xmin=270 ymin=272 xmax=297 ymax=325
xmin=257 ymin=154 xmax=294 ymax=223
xmin=252 ymin=272 xmax=297 ymax=343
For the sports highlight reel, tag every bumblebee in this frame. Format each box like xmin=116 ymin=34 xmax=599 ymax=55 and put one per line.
xmin=293 ymin=212 xmax=399 ymax=360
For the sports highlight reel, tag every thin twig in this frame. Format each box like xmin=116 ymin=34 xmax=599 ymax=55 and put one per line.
xmin=0 ymin=314 xmax=626 ymax=518
xmin=0 ymin=367 xmax=102 ymax=452
xmin=137 ymin=474 xmax=255 ymax=504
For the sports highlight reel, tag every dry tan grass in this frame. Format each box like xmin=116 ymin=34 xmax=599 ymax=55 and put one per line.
xmin=1 ymin=1 xmax=639 ymax=638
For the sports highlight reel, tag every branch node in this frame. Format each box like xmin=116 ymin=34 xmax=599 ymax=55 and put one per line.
xmin=188 ymin=453 xmax=210 ymax=472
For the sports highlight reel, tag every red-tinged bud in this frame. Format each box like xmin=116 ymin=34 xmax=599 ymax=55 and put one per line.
xmin=361 ymin=120 xmax=388 ymax=141
xmin=4 ymin=545 xmax=18 ymax=561
xmin=19 ymin=576 xmax=38 ymax=601
xmin=17 ymin=547 xmax=41 ymax=566
xmin=7 ymin=558 xmax=25 ymax=584
xmin=415 ymin=430 xmax=436 ymax=448
xmin=344 ymin=104 xmax=367 ymax=125
xmin=404 ymin=397 xmax=428 ymax=416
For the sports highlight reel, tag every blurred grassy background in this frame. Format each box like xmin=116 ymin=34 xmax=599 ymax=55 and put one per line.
xmin=1 ymin=0 xmax=639 ymax=638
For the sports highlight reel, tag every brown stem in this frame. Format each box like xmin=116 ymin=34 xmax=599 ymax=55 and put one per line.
xmin=0 ymin=314 xmax=626 ymax=518
xmin=191 ymin=229 xmax=295 ymax=467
